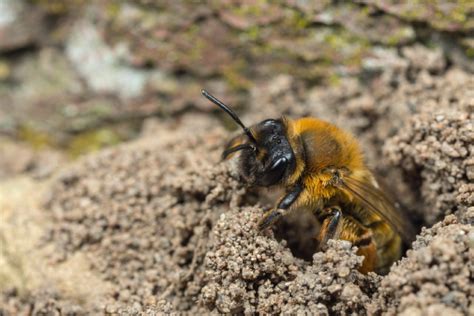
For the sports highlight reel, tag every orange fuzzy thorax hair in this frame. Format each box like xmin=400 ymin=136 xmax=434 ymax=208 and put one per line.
xmin=284 ymin=117 xmax=372 ymax=206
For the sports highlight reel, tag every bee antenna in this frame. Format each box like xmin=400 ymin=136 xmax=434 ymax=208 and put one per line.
xmin=201 ymin=89 xmax=258 ymax=144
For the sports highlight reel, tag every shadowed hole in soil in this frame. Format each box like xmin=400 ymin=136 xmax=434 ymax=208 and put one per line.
xmin=243 ymin=188 xmax=320 ymax=261
xmin=273 ymin=206 xmax=423 ymax=271
xmin=266 ymin=183 xmax=424 ymax=268
xmin=272 ymin=210 xmax=320 ymax=261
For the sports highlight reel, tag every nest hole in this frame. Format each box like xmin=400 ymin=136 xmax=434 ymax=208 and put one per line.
xmin=273 ymin=210 xmax=320 ymax=261
xmin=254 ymin=186 xmax=423 ymax=269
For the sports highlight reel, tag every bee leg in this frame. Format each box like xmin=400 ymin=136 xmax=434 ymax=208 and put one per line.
xmin=354 ymin=233 xmax=378 ymax=274
xmin=316 ymin=209 xmax=378 ymax=273
xmin=316 ymin=206 xmax=343 ymax=250
xmin=257 ymin=183 xmax=303 ymax=231
xmin=257 ymin=208 xmax=287 ymax=231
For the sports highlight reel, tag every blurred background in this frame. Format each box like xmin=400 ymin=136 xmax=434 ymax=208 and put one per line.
xmin=1 ymin=0 xmax=473 ymax=178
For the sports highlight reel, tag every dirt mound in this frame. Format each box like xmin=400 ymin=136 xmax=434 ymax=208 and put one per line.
xmin=41 ymin=115 xmax=245 ymax=313
xmin=372 ymin=214 xmax=474 ymax=315
xmin=384 ymin=69 xmax=473 ymax=223
xmin=201 ymin=206 xmax=374 ymax=314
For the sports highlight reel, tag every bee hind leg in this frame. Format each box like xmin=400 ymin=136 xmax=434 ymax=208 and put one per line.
xmin=315 ymin=206 xmax=343 ymax=250
xmin=316 ymin=207 xmax=378 ymax=273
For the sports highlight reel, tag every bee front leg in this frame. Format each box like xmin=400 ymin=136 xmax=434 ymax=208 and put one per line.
xmin=257 ymin=183 xmax=303 ymax=231
xmin=316 ymin=206 xmax=343 ymax=250
xmin=257 ymin=209 xmax=287 ymax=231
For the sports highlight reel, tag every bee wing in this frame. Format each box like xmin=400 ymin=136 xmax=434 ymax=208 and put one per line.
xmin=339 ymin=175 xmax=416 ymax=244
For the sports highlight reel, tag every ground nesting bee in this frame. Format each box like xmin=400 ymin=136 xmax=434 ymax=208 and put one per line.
xmin=202 ymin=90 xmax=417 ymax=274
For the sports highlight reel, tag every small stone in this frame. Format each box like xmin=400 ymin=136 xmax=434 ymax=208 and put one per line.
xmin=338 ymin=266 xmax=351 ymax=278
xmin=327 ymin=283 xmax=341 ymax=293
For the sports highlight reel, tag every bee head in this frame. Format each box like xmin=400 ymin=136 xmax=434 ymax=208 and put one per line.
xmin=202 ymin=90 xmax=296 ymax=186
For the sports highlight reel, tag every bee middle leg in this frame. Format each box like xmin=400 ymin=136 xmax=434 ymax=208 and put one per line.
xmin=315 ymin=206 xmax=343 ymax=250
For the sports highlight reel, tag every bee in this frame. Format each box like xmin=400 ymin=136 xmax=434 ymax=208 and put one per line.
xmin=202 ymin=90 xmax=416 ymax=274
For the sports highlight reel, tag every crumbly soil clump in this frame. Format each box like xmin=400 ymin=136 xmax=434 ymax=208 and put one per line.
xmin=201 ymin=206 xmax=374 ymax=315
xmin=372 ymin=213 xmax=474 ymax=316
xmin=43 ymin=115 xmax=245 ymax=314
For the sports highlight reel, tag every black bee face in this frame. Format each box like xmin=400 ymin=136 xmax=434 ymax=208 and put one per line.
xmin=200 ymin=90 xmax=296 ymax=187
xmin=239 ymin=119 xmax=296 ymax=186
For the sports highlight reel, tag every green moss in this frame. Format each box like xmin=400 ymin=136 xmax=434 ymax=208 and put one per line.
xmin=360 ymin=5 xmax=371 ymax=16
xmin=328 ymin=73 xmax=341 ymax=86
xmin=245 ymin=26 xmax=261 ymax=41
xmin=290 ymin=11 xmax=311 ymax=30
xmin=386 ymin=27 xmax=415 ymax=46
xmin=390 ymin=0 xmax=474 ymax=31
xmin=230 ymin=1 xmax=265 ymax=18
xmin=188 ymin=39 xmax=205 ymax=63
xmin=29 ymin=0 xmax=87 ymax=14
xmin=222 ymin=59 xmax=253 ymax=90
xmin=67 ymin=128 xmax=122 ymax=158
xmin=249 ymin=42 xmax=274 ymax=57
xmin=17 ymin=125 xmax=53 ymax=150
xmin=184 ymin=25 xmax=206 ymax=62
xmin=106 ymin=2 xmax=121 ymax=17
xmin=465 ymin=47 xmax=474 ymax=58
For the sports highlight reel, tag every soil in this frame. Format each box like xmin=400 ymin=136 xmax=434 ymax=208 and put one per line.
xmin=0 ymin=1 xmax=473 ymax=315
